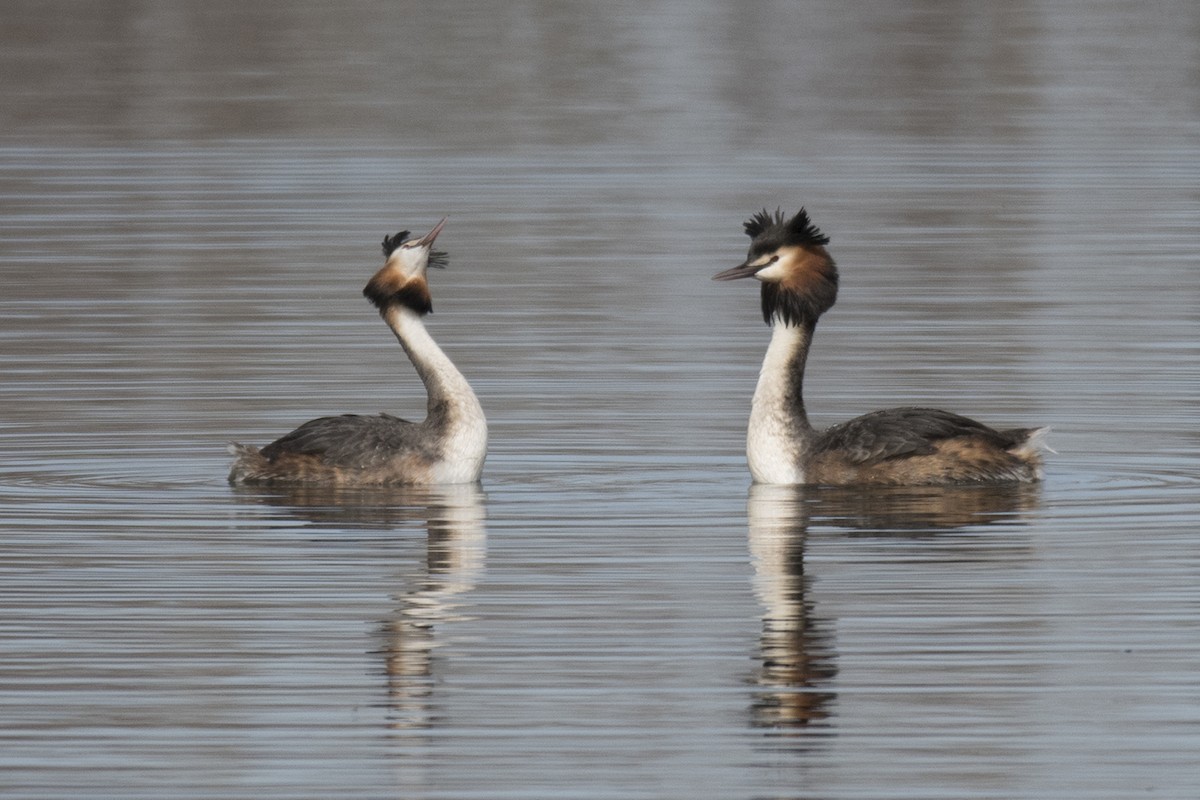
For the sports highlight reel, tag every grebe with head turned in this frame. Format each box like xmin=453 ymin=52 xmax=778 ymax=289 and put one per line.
xmin=229 ymin=217 xmax=487 ymax=486
xmin=714 ymin=208 xmax=1048 ymax=486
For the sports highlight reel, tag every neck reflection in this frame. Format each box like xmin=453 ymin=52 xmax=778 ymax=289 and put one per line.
xmin=747 ymin=484 xmax=837 ymax=732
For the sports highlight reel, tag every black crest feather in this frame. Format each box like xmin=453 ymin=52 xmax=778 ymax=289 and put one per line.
xmin=743 ymin=208 xmax=781 ymax=240
xmin=381 ymin=230 xmax=449 ymax=269
xmin=744 ymin=207 xmax=831 ymax=249
xmin=382 ymin=230 xmax=411 ymax=257
xmin=427 ymin=249 xmax=449 ymax=269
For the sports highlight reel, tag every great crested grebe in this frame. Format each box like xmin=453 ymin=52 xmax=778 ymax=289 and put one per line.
xmin=228 ymin=217 xmax=487 ymax=486
xmin=714 ymin=208 xmax=1048 ymax=486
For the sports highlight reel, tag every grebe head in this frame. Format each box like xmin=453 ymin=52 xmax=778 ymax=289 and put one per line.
xmin=364 ymin=216 xmax=449 ymax=315
xmin=713 ymin=207 xmax=839 ymax=327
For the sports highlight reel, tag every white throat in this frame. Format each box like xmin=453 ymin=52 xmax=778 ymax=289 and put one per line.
xmin=388 ymin=306 xmax=488 ymax=482
xmin=746 ymin=323 xmax=811 ymax=484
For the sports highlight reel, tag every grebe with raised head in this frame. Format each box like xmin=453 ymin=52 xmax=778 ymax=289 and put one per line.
xmin=714 ymin=208 xmax=1048 ymax=486
xmin=228 ymin=217 xmax=487 ymax=486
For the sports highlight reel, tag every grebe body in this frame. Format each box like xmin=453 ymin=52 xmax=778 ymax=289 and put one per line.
xmin=229 ymin=218 xmax=487 ymax=487
xmin=715 ymin=208 xmax=1047 ymax=486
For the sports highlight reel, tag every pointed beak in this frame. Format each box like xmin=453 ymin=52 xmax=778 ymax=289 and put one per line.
xmin=712 ymin=260 xmax=760 ymax=281
xmin=414 ymin=216 xmax=448 ymax=248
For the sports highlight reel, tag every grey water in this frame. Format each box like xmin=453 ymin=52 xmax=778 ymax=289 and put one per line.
xmin=2 ymin=2 xmax=1199 ymax=798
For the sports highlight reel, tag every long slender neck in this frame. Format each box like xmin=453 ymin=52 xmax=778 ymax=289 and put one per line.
xmin=753 ymin=319 xmax=816 ymax=433
xmin=746 ymin=318 xmax=817 ymax=484
xmin=384 ymin=305 xmax=482 ymax=425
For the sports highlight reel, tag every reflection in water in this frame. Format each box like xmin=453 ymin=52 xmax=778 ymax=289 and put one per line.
xmin=746 ymin=482 xmax=1042 ymax=734
xmin=378 ymin=485 xmax=485 ymax=731
xmin=232 ymin=483 xmax=486 ymax=730
xmin=808 ymin=483 xmax=1042 ymax=533
xmin=230 ymin=483 xmax=485 ymax=532
xmin=746 ymin=485 xmax=837 ymax=732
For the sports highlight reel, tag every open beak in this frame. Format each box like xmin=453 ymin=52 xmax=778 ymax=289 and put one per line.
xmin=415 ymin=216 xmax=448 ymax=248
xmin=712 ymin=260 xmax=761 ymax=281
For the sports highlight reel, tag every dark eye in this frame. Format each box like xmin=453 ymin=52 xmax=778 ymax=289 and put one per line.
xmin=769 ymin=255 xmax=780 ymax=263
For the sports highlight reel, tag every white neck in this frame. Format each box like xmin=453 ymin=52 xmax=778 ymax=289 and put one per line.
xmin=747 ymin=323 xmax=814 ymax=484
xmin=386 ymin=306 xmax=488 ymax=482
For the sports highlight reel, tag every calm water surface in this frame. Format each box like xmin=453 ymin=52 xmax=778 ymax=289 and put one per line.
xmin=2 ymin=2 xmax=1200 ymax=798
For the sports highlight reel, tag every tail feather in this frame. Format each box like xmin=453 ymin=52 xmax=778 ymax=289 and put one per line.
xmin=1010 ymin=426 xmax=1054 ymax=457
xmin=1003 ymin=426 xmax=1052 ymax=482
